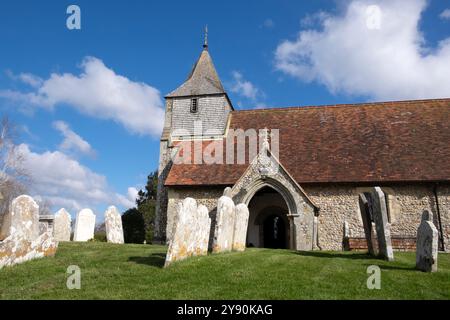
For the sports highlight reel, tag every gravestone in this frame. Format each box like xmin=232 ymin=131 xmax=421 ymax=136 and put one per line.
xmin=0 ymin=195 xmax=39 ymax=241
xmin=232 ymin=203 xmax=249 ymax=251
xmin=73 ymin=209 xmax=96 ymax=242
xmin=164 ymin=198 xmax=198 ymax=267
xmin=53 ymin=208 xmax=72 ymax=241
xmin=371 ymin=187 xmax=394 ymax=261
xmin=212 ymin=195 xmax=236 ymax=253
xmin=416 ymin=210 xmax=438 ymax=272
xmin=223 ymin=187 xmax=232 ymax=198
xmin=104 ymin=206 xmax=124 ymax=244
xmin=194 ymin=204 xmax=211 ymax=256
xmin=0 ymin=195 xmax=58 ymax=269
xmin=358 ymin=193 xmax=377 ymax=256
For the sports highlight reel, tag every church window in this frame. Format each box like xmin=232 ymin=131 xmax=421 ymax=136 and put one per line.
xmin=190 ymin=98 xmax=198 ymax=113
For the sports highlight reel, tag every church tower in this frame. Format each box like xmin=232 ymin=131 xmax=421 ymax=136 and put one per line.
xmin=154 ymin=28 xmax=233 ymax=243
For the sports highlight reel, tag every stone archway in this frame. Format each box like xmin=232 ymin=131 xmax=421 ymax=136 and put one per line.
xmin=247 ymin=187 xmax=290 ymax=249
xmin=229 ymin=150 xmax=319 ymax=250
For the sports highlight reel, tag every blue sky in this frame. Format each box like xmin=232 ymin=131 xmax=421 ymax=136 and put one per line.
xmin=0 ymin=0 xmax=449 ymax=219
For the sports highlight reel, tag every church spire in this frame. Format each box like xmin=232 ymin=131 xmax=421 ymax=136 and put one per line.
xmin=166 ymin=26 xmax=226 ymax=98
xmin=203 ymin=25 xmax=208 ymax=50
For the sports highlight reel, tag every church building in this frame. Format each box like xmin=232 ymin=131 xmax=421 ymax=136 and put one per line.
xmin=155 ymin=36 xmax=450 ymax=252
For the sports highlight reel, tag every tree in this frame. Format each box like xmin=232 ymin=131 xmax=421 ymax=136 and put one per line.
xmin=136 ymin=171 xmax=157 ymax=243
xmin=120 ymin=171 xmax=158 ymax=244
xmin=122 ymin=208 xmax=145 ymax=243
xmin=0 ymin=116 xmax=29 ymax=220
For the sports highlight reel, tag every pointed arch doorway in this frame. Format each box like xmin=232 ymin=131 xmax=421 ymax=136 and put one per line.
xmin=246 ymin=186 xmax=290 ymax=249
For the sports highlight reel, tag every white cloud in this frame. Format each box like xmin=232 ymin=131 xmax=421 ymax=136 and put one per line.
xmin=229 ymin=71 xmax=264 ymax=102
xmin=1 ymin=57 xmax=165 ymax=136
xmin=440 ymin=9 xmax=450 ymax=20
xmin=17 ymin=143 xmax=134 ymax=213
xmin=275 ymin=0 xmax=450 ymax=101
xmin=115 ymin=187 xmax=139 ymax=209
xmin=127 ymin=187 xmax=139 ymax=203
xmin=53 ymin=120 xmax=95 ymax=157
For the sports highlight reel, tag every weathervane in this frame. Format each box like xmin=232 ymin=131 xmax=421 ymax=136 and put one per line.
xmin=203 ymin=25 xmax=208 ymax=49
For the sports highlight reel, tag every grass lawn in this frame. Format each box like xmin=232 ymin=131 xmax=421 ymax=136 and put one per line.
xmin=0 ymin=242 xmax=449 ymax=299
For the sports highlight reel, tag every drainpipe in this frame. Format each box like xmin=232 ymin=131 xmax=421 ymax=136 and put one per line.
xmin=433 ymin=183 xmax=445 ymax=251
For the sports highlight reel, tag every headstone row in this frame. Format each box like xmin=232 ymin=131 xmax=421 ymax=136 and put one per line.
xmin=53 ymin=206 xmax=124 ymax=244
xmin=165 ymin=188 xmax=250 ymax=267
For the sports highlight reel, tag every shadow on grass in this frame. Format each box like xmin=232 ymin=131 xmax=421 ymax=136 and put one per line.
xmin=128 ymin=252 xmax=166 ymax=268
xmin=294 ymin=251 xmax=374 ymax=260
xmin=362 ymin=263 xmax=416 ymax=271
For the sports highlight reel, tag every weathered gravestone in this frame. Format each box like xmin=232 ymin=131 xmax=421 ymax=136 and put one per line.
xmin=212 ymin=192 xmax=236 ymax=253
xmin=53 ymin=208 xmax=72 ymax=241
xmin=104 ymin=206 xmax=124 ymax=244
xmin=0 ymin=195 xmax=40 ymax=241
xmin=223 ymin=187 xmax=232 ymax=198
xmin=164 ymin=198 xmax=211 ymax=267
xmin=0 ymin=195 xmax=58 ymax=269
xmin=73 ymin=208 xmax=96 ymax=242
xmin=232 ymin=203 xmax=249 ymax=251
xmin=194 ymin=204 xmax=211 ymax=256
xmin=371 ymin=187 xmax=394 ymax=261
xmin=416 ymin=210 xmax=438 ymax=272
xmin=358 ymin=193 xmax=378 ymax=256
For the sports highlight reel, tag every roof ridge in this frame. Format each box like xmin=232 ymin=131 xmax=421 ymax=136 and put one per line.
xmin=233 ymin=98 xmax=450 ymax=113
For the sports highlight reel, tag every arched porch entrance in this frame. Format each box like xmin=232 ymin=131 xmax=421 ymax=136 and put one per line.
xmin=246 ymin=186 xmax=290 ymax=249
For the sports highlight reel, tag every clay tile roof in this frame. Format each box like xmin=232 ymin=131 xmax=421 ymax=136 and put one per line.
xmin=165 ymin=98 xmax=450 ymax=186
xmin=166 ymin=49 xmax=225 ymax=98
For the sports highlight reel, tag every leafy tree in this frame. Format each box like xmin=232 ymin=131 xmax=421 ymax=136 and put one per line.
xmin=120 ymin=171 xmax=158 ymax=244
xmin=122 ymin=208 xmax=145 ymax=244
xmin=136 ymin=171 xmax=157 ymax=243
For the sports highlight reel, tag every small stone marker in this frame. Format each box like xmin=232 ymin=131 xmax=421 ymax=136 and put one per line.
xmin=212 ymin=195 xmax=236 ymax=253
xmin=371 ymin=187 xmax=394 ymax=261
xmin=104 ymin=206 xmax=124 ymax=244
xmin=73 ymin=208 xmax=96 ymax=242
xmin=358 ymin=193 xmax=377 ymax=256
xmin=165 ymin=198 xmax=211 ymax=267
xmin=0 ymin=195 xmax=40 ymax=241
xmin=416 ymin=210 xmax=438 ymax=272
xmin=0 ymin=195 xmax=58 ymax=269
xmin=232 ymin=203 xmax=249 ymax=251
xmin=53 ymin=208 xmax=72 ymax=241
xmin=39 ymin=215 xmax=55 ymax=236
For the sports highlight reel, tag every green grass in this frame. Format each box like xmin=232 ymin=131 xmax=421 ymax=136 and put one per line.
xmin=0 ymin=242 xmax=449 ymax=299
